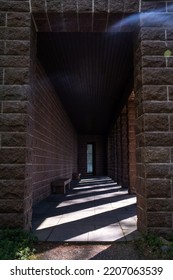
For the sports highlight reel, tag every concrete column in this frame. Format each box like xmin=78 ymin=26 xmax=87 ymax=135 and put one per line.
xmin=135 ymin=1 xmax=173 ymax=233
xmin=0 ymin=1 xmax=32 ymax=229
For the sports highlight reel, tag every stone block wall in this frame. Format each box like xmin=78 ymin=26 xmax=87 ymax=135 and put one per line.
xmin=135 ymin=1 xmax=173 ymax=233
xmin=31 ymin=0 xmax=139 ymax=33
xmin=0 ymin=0 xmax=32 ymax=229
xmin=31 ymin=61 xmax=78 ymax=204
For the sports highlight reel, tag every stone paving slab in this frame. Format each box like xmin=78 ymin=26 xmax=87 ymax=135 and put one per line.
xmin=32 ymin=177 xmax=139 ymax=242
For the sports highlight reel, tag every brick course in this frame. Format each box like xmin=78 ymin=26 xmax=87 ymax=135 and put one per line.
xmin=31 ymin=61 xmax=78 ymax=203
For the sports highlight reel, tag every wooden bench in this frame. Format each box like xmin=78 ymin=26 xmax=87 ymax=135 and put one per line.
xmin=51 ymin=178 xmax=71 ymax=194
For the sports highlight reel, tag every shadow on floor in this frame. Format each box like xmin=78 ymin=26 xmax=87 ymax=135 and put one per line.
xmin=32 ymin=176 xmax=139 ymax=242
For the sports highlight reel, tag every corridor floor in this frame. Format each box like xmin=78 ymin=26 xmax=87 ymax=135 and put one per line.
xmin=32 ymin=177 xmax=140 ymax=242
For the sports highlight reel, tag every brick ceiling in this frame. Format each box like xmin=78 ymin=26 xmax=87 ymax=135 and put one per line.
xmin=37 ymin=31 xmax=134 ymax=134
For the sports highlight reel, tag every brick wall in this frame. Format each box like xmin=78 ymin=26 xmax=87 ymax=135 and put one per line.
xmin=108 ymin=104 xmax=130 ymax=190
xmin=128 ymin=92 xmax=136 ymax=193
xmin=107 ymin=127 xmax=116 ymax=180
xmin=31 ymin=61 xmax=78 ymax=204
xmin=78 ymin=134 xmax=107 ymax=177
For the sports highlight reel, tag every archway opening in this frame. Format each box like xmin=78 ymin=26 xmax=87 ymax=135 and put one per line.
xmin=31 ymin=12 xmax=139 ymax=241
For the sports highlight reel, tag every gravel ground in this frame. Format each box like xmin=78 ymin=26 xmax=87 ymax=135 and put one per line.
xmin=34 ymin=241 xmax=143 ymax=260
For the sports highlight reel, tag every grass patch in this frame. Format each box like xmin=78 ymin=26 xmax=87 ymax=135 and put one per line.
xmin=0 ymin=228 xmax=38 ymax=260
xmin=136 ymin=232 xmax=173 ymax=259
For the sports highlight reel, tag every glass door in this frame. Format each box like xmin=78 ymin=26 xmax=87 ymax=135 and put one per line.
xmin=87 ymin=143 xmax=94 ymax=174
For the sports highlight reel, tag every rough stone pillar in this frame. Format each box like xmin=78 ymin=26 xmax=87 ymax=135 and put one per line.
xmin=0 ymin=1 xmax=32 ymax=229
xmin=136 ymin=1 xmax=173 ymax=233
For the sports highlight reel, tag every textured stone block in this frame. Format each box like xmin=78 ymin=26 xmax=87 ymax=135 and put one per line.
xmin=148 ymin=199 xmax=173 ymax=212
xmin=0 ymin=213 xmax=24 ymax=228
xmin=30 ymin=0 xmax=45 ymax=13
xmin=7 ymin=12 xmax=31 ymax=27
xmin=78 ymin=0 xmax=92 ymax=12
xmin=143 ymin=101 xmax=173 ymax=114
xmin=143 ymin=68 xmax=173 ymax=85
xmin=0 ymin=1 xmax=30 ymax=12
xmin=62 ymin=0 xmax=77 ymax=12
xmin=109 ymin=0 xmax=123 ymax=13
xmin=0 ymin=164 xmax=25 ymax=179
xmin=46 ymin=0 xmax=62 ymax=12
xmin=142 ymin=56 xmax=165 ymax=67
xmin=145 ymin=164 xmax=171 ymax=179
xmin=0 ymin=12 xmax=6 ymax=26
xmin=143 ymin=147 xmax=170 ymax=163
xmin=94 ymin=0 xmax=108 ymax=13
xmin=0 ymin=180 xmax=25 ymax=199
xmin=146 ymin=179 xmax=172 ymax=198
xmin=0 ymin=114 xmax=27 ymax=132
xmin=3 ymin=101 xmax=28 ymax=113
xmin=141 ymin=41 xmax=167 ymax=56
xmin=0 ymin=199 xmax=24 ymax=213
xmin=0 ymin=148 xmax=26 ymax=164
xmin=145 ymin=132 xmax=173 ymax=147
xmin=0 ymin=85 xmax=29 ymax=100
xmin=142 ymin=85 xmax=167 ymax=101
xmin=1 ymin=133 xmax=26 ymax=147
xmin=0 ymin=27 xmax=30 ymax=40
xmin=147 ymin=212 xmax=172 ymax=227
xmin=140 ymin=28 xmax=165 ymax=41
xmin=141 ymin=13 xmax=173 ymax=27
xmin=5 ymin=68 xmax=29 ymax=85
xmin=124 ymin=0 xmax=139 ymax=13
xmin=0 ymin=56 xmax=30 ymax=67
xmin=5 ymin=40 xmax=30 ymax=55
xmin=141 ymin=1 xmax=166 ymax=12
xmin=144 ymin=115 xmax=169 ymax=131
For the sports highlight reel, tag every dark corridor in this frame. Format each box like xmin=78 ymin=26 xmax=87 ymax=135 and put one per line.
xmin=37 ymin=32 xmax=134 ymax=135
